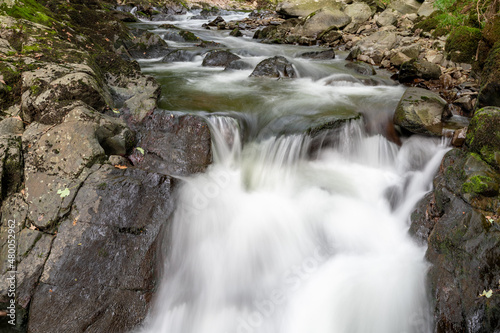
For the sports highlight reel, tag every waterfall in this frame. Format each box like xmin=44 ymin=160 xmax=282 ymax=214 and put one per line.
xmin=137 ymin=118 xmax=448 ymax=333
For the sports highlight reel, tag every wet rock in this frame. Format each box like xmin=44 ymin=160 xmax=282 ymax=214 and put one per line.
xmin=399 ymin=59 xmax=442 ymax=83
xmin=250 ymin=56 xmax=297 ymax=78
xmin=319 ymin=29 xmax=342 ymax=44
xmin=28 ymin=165 xmax=176 ymax=333
xmin=393 ymin=87 xmax=447 ymax=136
xmin=410 ymin=148 xmax=500 ymax=332
xmin=465 ymin=106 xmax=500 ymax=169
xmin=23 ymin=105 xmax=134 ymax=228
xmin=161 ymin=49 xmax=203 ymax=63
xmin=126 ymin=31 xmax=169 ymax=59
xmin=230 ymin=28 xmax=243 ymax=37
xmin=390 ymin=51 xmax=411 ymax=67
xmin=345 ymin=61 xmax=376 ymax=75
xmin=161 ymin=27 xmax=200 ymax=42
xmin=409 ymin=192 xmax=441 ymax=245
xmin=202 ymin=50 xmax=241 ymax=67
xmin=224 ymin=60 xmax=254 ymax=71
xmin=208 ymin=16 xmax=225 ymax=27
xmin=130 ymin=114 xmax=212 ymax=176
xmin=453 ymin=94 xmax=475 ymax=114
xmin=299 ymin=49 xmax=335 ymax=59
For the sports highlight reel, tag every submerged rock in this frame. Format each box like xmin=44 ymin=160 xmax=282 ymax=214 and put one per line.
xmin=393 ymin=87 xmax=447 ymax=136
xmin=299 ymin=49 xmax=335 ymax=59
xmin=250 ymin=56 xmax=297 ymax=78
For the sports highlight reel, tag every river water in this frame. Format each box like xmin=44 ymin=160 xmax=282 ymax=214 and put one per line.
xmin=132 ymin=10 xmax=449 ymax=333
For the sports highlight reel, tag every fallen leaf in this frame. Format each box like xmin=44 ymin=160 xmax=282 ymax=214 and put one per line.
xmin=49 ymin=289 xmax=53 ymax=292
xmin=29 ymin=224 xmax=37 ymax=230
xmin=114 ymin=165 xmax=128 ymax=169
xmin=136 ymin=147 xmax=145 ymax=155
xmin=479 ymin=290 xmax=493 ymax=298
xmin=57 ymin=188 xmax=70 ymax=198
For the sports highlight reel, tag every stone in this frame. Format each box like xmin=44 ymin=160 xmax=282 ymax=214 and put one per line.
xmin=250 ymin=56 xmax=297 ymax=78
xmin=398 ymin=59 xmax=442 ymax=82
xmin=202 ymin=50 xmax=241 ymax=67
xmin=224 ymin=60 xmax=254 ymax=71
xmin=276 ymin=0 xmax=342 ymax=18
xmin=299 ymin=49 xmax=335 ymax=59
xmin=130 ymin=114 xmax=213 ymax=176
xmin=388 ymin=0 xmax=422 ymax=14
xmin=125 ymin=31 xmax=169 ymax=59
xmin=417 ymin=0 xmax=437 ymax=17
xmin=345 ymin=61 xmax=376 ymax=75
xmin=451 ymin=127 xmax=467 ymax=147
xmin=298 ymin=8 xmax=351 ymax=37
xmin=465 ymin=106 xmax=500 ymax=169
xmin=28 ymin=165 xmax=176 ymax=333
xmin=390 ymin=52 xmax=411 ymax=67
xmin=393 ymin=87 xmax=447 ymax=136
xmin=344 ymin=2 xmax=372 ymax=25
xmin=356 ymin=31 xmax=398 ymax=54
xmin=230 ymin=28 xmax=243 ymax=37
xmin=0 ymin=117 xmax=24 ymax=136
xmin=376 ymin=9 xmax=399 ymax=27
xmin=0 ymin=134 xmax=23 ymax=201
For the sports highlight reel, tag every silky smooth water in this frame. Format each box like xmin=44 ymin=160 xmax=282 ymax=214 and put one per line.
xmin=133 ymin=11 xmax=449 ymax=333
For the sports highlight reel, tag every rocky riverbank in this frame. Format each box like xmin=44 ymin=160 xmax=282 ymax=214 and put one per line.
xmin=0 ymin=0 xmax=499 ymax=332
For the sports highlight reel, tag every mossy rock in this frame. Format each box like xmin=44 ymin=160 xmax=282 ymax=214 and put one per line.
xmin=445 ymin=26 xmax=481 ymax=64
xmin=477 ymin=41 xmax=500 ymax=108
xmin=483 ymin=15 xmax=500 ymax=47
xmin=466 ymin=106 xmax=500 ymax=169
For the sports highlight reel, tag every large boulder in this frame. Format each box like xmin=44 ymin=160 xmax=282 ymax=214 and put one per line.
xmin=298 ymin=8 xmax=351 ymax=37
xmin=130 ymin=114 xmax=213 ymax=176
xmin=466 ymin=106 xmax=500 ymax=170
xmin=393 ymin=87 xmax=447 ymax=136
xmin=410 ymin=148 xmax=500 ymax=332
xmin=376 ymin=8 xmax=400 ymax=27
xmin=22 ymin=104 xmax=135 ymax=229
xmin=27 ymin=165 xmax=176 ymax=333
xmin=250 ymin=56 xmax=297 ymax=78
xmin=477 ymin=42 xmax=500 ymax=108
xmin=276 ymin=0 xmax=342 ymax=18
xmin=202 ymin=50 xmax=241 ymax=67
xmin=299 ymin=49 xmax=336 ymax=59
xmin=356 ymin=31 xmax=398 ymax=54
xmin=398 ymin=59 xmax=441 ymax=83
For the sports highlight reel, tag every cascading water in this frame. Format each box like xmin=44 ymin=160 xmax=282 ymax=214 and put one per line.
xmin=131 ymin=11 xmax=450 ymax=333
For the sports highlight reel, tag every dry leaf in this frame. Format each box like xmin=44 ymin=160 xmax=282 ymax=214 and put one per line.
xmin=114 ymin=165 xmax=128 ymax=169
xmin=29 ymin=224 xmax=37 ymax=230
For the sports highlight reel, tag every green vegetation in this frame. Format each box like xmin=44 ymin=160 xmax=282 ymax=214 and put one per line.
xmin=0 ymin=0 xmax=53 ymax=25
xmin=462 ymin=175 xmax=496 ymax=195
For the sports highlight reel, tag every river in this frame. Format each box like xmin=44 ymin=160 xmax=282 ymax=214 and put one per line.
xmin=131 ymin=10 xmax=449 ymax=333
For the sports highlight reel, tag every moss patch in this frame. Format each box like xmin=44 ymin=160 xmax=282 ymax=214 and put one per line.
xmin=445 ymin=26 xmax=482 ymax=63
xmin=0 ymin=0 xmax=53 ymax=25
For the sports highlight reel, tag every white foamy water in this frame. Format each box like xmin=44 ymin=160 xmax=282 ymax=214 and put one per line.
xmin=131 ymin=11 xmax=450 ymax=333
xmin=136 ymin=118 xmax=448 ymax=333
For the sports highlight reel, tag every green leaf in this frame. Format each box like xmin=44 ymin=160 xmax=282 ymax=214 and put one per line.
xmin=57 ymin=188 xmax=70 ymax=198
xmin=112 ymin=108 xmax=120 ymax=114
xmin=136 ymin=147 xmax=145 ymax=155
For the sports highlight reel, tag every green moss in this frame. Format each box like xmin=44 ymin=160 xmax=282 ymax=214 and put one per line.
xmin=0 ymin=0 xmax=53 ymax=25
xmin=179 ymin=30 xmax=199 ymax=42
xmin=462 ymin=175 xmax=493 ymax=194
xmin=445 ymin=26 xmax=482 ymax=63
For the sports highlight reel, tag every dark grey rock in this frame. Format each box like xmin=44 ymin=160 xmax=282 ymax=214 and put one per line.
xmin=202 ymin=50 xmax=241 ymax=67
xmin=250 ymin=56 xmax=297 ymax=78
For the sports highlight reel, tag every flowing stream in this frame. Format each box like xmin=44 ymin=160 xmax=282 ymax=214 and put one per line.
xmin=132 ymin=10 xmax=450 ymax=333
